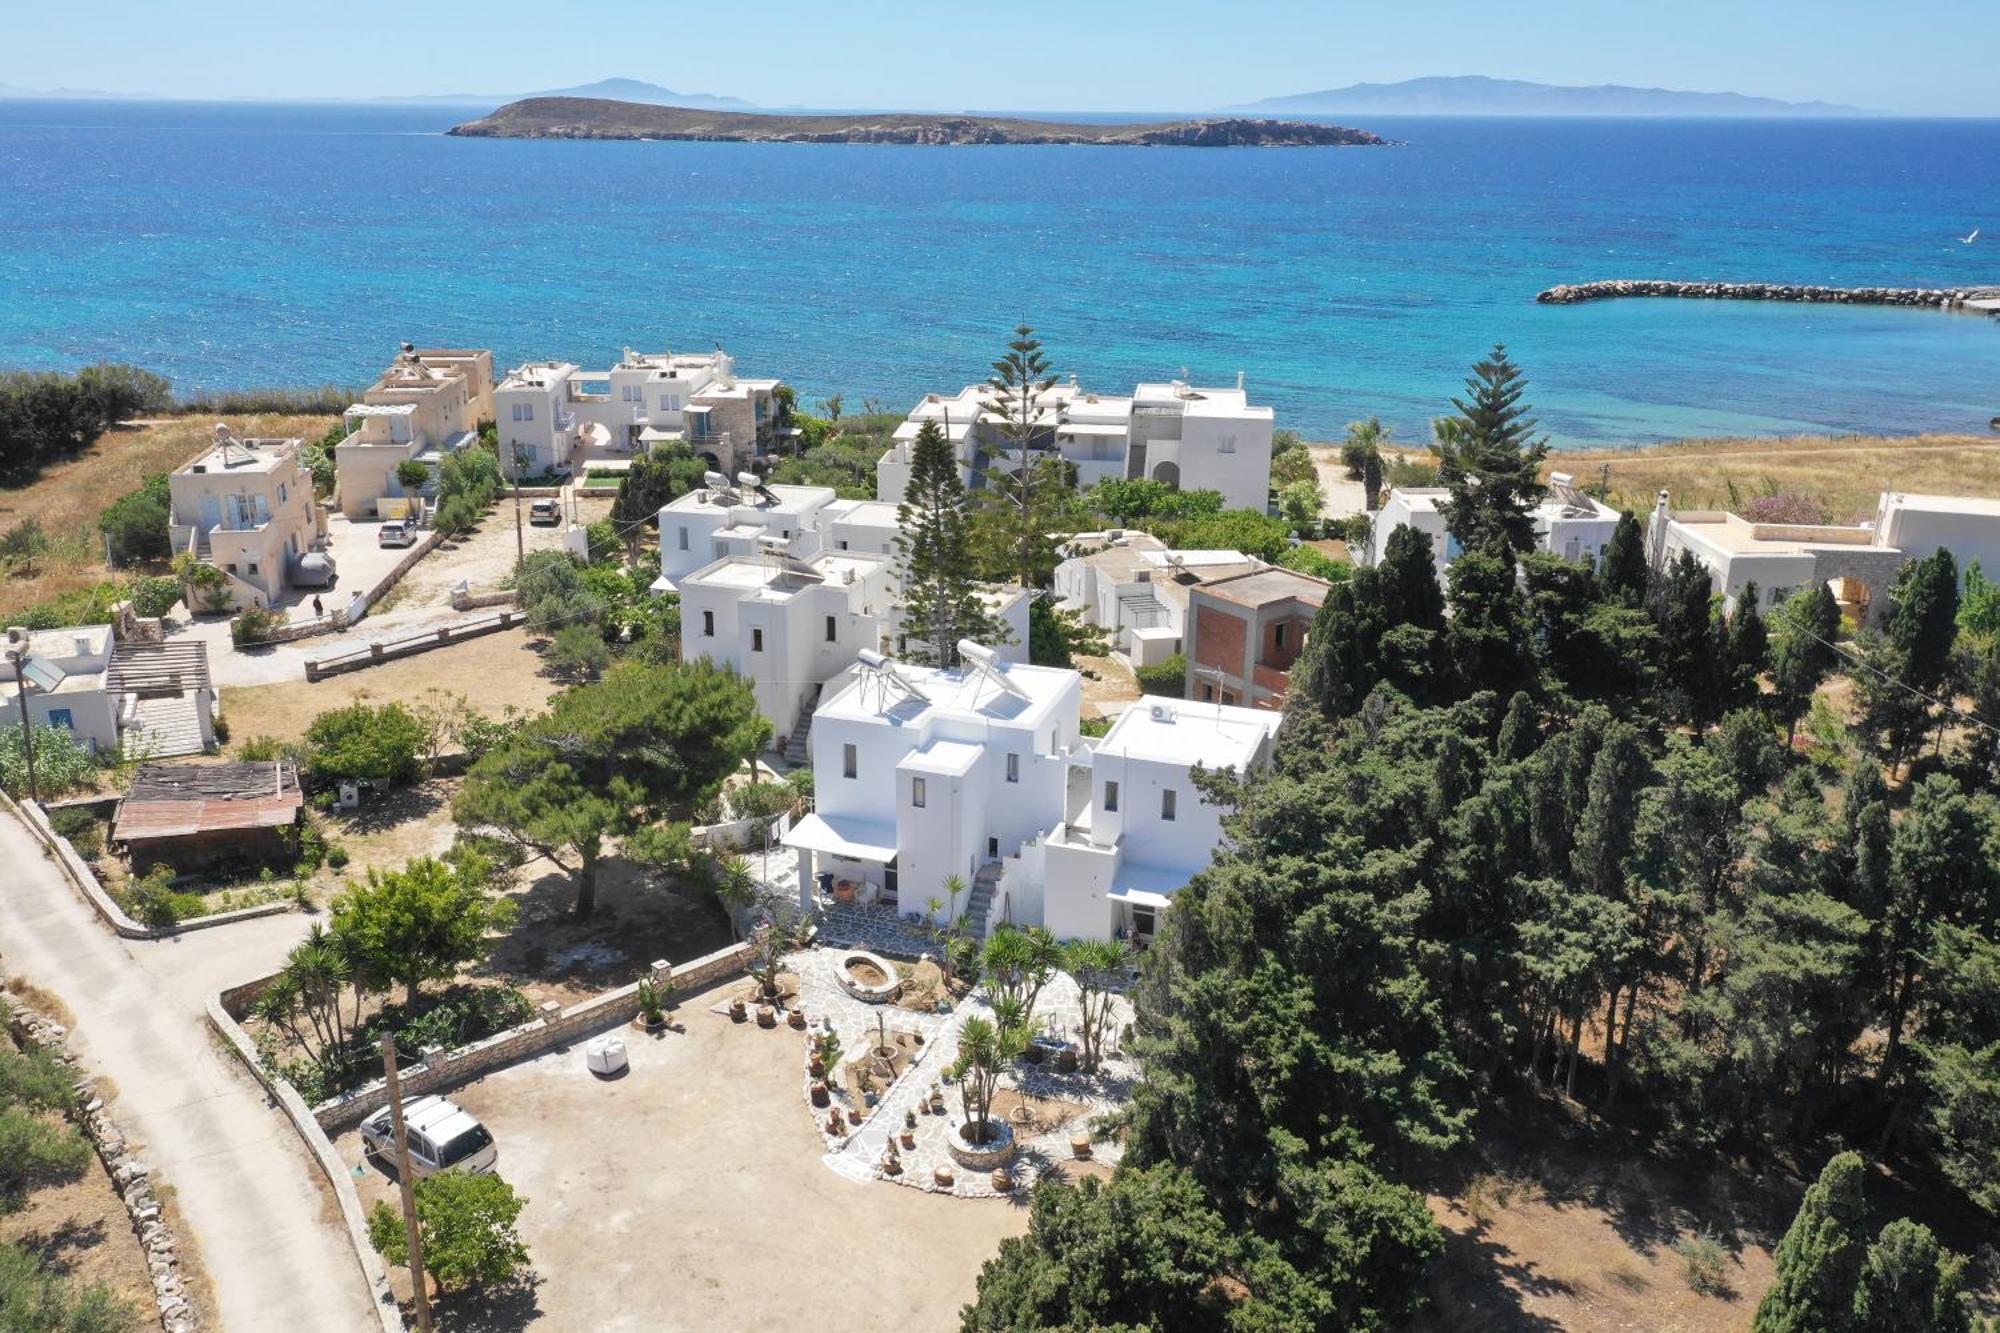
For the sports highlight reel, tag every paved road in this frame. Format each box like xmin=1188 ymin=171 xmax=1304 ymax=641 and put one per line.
xmin=0 ymin=811 xmax=382 ymax=1331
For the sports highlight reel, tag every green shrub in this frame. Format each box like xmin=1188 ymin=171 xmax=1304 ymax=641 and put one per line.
xmin=585 ymin=518 xmax=619 ymax=565
xmin=1278 ymin=543 xmax=1352 ymax=582
xmin=231 ymin=605 xmax=282 ymax=647
xmin=1135 ymin=654 xmax=1188 ymax=698
xmin=548 ymin=623 xmax=611 ymax=680
xmin=395 ymin=459 xmax=431 ymax=489
xmin=97 ymin=474 xmax=172 ymax=566
xmin=125 ymin=576 xmax=182 ymax=618
xmin=1671 ymin=1231 xmax=1732 ymax=1297
xmin=47 ymin=807 xmax=102 ymax=858
xmin=433 ymin=493 xmax=481 ymax=538
xmin=0 ymin=1241 xmax=136 ymax=1333
xmin=236 ymin=734 xmax=303 ymax=764
xmin=0 ymin=726 xmax=102 ymax=799
xmin=128 ymin=866 xmax=202 ymax=927
xmin=0 ymin=1109 xmax=90 ymax=1212
xmin=1078 ymin=715 xmax=1113 ymax=738
xmin=303 ymin=701 xmax=426 ymax=786
xmin=727 ymin=780 xmax=796 ymax=822
xmin=326 ymin=845 xmax=350 ymax=871
xmin=368 ymin=1170 xmax=531 ymax=1293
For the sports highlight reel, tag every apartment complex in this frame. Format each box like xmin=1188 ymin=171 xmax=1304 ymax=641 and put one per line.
xmin=678 ymin=549 xmax=898 ymax=742
xmin=1185 ymin=567 xmax=1333 ymax=710
xmin=334 ymin=344 xmax=494 ymax=520
xmin=1368 ymin=473 xmax=1623 ymax=576
xmin=1052 ymin=530 xmax=1261 ymax=667
xmin=1030 ymin=698 xmax=1280 ymax=945
xmin=876 ymin=375 xmax=1276 ymax=513
xmin=0 ymin=626 xmax=215 ymax=759
xmin=168 ymin=426 xmax=327 ymax=609
xmin=495 ymin=347 xmax=784 ymax=480
xmin=784 ymin=649 xmax=1082 ymax=928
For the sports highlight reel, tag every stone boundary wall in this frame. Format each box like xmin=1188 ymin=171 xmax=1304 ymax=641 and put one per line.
xmin=1 ymin=790 xmax=293 ymax=940
xmin=448 ymin=585 xmax=517 ymax=612
xmin=1539 ymin=279 xmax=2000 ymax=309
xmin=201 ymin=997 xmax=403 ymax=1333
xmin=304 ymin=610 xmax=522 ymax=682
xmin=3 ymin=988 xmax=203 ymax=1333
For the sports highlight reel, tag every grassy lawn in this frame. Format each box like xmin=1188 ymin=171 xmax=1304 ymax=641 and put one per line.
xmin=0 ymin=412 xmax=338 ymax=618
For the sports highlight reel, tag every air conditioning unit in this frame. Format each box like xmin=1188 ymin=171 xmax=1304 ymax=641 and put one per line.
xmin=1149 ymin=702 xmax=1173 ymax=722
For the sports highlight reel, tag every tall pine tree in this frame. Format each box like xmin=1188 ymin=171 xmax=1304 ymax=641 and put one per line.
xmin=1435 ymin=344 xmax=1550 ymax=554
xmin=895 ymin=419 xmax=997 ymax=666
xmin=1754 ymin=1151 xmax=1869 ymax=1333
xmin=974 ymin=325 xmax=1073 ymax=590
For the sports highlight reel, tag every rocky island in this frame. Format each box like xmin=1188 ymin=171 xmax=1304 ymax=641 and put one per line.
xmin=446 ymin=97 xmax=1388 ymax=147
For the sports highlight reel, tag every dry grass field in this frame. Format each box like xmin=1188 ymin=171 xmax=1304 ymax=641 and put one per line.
xmin=1553 ymin=432 xmax=2000 ymax=522
xmin=0 ymin=413 xmax=338 ymax=617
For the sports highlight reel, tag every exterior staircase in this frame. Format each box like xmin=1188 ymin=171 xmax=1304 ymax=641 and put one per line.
xmin=783 ymin=683 xmax=822 ymax=767
xmin=962 ymin=862 xmax=1004 ymax=940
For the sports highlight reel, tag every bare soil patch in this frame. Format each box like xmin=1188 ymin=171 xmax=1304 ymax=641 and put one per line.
xmin=1075 ymin=652 xmax=1141 ymax=717
xmin=991 ymin=1087 xmax=1092 ymax=1138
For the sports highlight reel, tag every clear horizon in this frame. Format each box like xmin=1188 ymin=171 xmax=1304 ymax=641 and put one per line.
xmin=2 ymin=0 xmax=1996 ymax=117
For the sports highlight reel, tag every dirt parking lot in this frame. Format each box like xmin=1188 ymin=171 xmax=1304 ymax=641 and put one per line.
xmin=337 ymin=976 xmax=1029 ymax=1332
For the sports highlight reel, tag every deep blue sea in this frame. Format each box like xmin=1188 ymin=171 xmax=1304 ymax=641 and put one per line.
xmin=1 ymin=99 xmax=1996 ymax=445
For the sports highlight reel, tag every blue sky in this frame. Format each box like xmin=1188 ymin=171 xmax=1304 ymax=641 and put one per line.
xmin=4 ymin=0 xmax=1996 ymax=114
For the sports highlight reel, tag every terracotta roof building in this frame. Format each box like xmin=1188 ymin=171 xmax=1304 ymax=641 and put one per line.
xmin=114 ymin=760 xmax=303 ymax=873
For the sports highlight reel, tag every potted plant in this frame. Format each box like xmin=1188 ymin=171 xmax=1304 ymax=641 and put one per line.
xmin=729 ymin=995 xmax=747 ymax=1022
xmin=900 ymin=1109 xmax=917 ymax=1150
xmin=810 ymin=1080 xmax=830 ymax=1108
xmin=632 ymin=977 xmax=668 ymax=1033
xmin=946 ymin=1001 xmax=1029 ymax=1167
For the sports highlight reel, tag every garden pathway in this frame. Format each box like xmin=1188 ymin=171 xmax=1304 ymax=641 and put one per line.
xmin=0 ymin=809 xmax=384 ymax=1331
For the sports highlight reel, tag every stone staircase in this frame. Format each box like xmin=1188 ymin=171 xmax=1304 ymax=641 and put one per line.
xmin=961 ymin=863 xmax=1004 ymax=940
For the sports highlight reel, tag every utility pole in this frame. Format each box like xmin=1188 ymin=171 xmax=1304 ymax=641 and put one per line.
xmin=512 ymin=473 xmax=526 ymax=576
xmin=6 ymin=649 xmax=40 ymax=805
xmin=379 ymin=1036 xmax=433 ymax=1333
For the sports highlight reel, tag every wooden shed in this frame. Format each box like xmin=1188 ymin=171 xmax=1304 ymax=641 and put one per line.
xmin=113 ymin=761 xmax=303 ymax=874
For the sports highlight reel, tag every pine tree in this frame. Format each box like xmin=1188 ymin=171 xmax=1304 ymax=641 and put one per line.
xmin=1598 ymin=510 xmax=1649 ymax=606
xmin=1771 ymin=583 xmax=1843 ymax=744
xmin=1754 ymin=1151 xmax=1869 ymax=1333
xmin=895 ymin=419 xmax=997 ymax=666
xmin=1435 ymin=345 xmax=1550 ymax=554
xmin=975 ymin=325 xmax=1072 ymax=590
xmin=1851 ymin=1219 xmax=1972 ymax=1333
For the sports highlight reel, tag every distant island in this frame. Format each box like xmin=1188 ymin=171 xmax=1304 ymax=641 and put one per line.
xmin=446 ymin=97 xmax=1387 ymax=147
xmin=381 ymin=77 xmax=754 ymax=111
xmin=1229 ymin=74 xmax=1873 ymax=118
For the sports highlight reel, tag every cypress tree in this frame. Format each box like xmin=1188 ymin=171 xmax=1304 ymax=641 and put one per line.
xmin=1727 ymin=582 xmax=1771 ymax=710
xmin=1436 ymin=345 xmax=1550 ymax=554
xmin=1888 ymin=550 xmax=1960 ymax=694
xmin=895 ymin=419 xmax=997 ymax=666
xmin=1771 ymin=583 xmax=1843 ymax=744
xmin=1494 ymin=691 xmax=1540 ymax=762
xmin=1851 ymin=1219 xmax=1972 ymax=1333
xmin=1599 ymin=510 xmax=1649 ymax=606
xmin=1754 ymin=1151 xmax=1869 ymax=1333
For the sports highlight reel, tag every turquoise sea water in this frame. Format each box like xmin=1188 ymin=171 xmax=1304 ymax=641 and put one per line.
xmin=0 ymin=100 xmax=1996 ymax=445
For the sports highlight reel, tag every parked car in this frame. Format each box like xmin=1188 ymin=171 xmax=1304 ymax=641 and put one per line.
xmin=359 ymin=1095 xmax=496 ymax=1177
xmin=528 ymin=498 xmax=560 ymax=526
xmin=377 ymin=521 xmax=418 ymax=548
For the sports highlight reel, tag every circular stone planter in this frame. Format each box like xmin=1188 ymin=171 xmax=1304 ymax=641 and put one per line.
xmin=835 ymin=951 xmax=903 ymax=1004
xmin=946 ymin=1118 xmax=1017 ymax=1171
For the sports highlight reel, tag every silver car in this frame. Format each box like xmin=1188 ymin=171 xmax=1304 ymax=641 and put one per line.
xmin=359 ymin=1095 xmax=496 ymax=1177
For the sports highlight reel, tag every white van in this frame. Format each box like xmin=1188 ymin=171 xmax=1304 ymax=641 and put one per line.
xmin=359 ymin=1096 xmax=497 ymax=1177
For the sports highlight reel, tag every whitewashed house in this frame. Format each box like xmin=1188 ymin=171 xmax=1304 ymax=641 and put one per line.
xmin=1053 ymin=530 xmax=1261 ymax=667
xmin=655 ymin=476 xmax=839 ymax=589
xmin=0 ymin=627 xmax=215 ymax=759
xmin=1368 ymin=473 xmax=1622 ymax=576
xmin=783 ymin=647 xmax=1082 ymax=930
xmin=877 ymin=374 xmax=1276 ymax=513
xmin=678 ymin=547 xmax=897 ymax=743
xmin=334 ymin=344 xmax=492 ymax=519
xmin=1021 ymin=697 xmax=1280 ymax=945
xmin=495 ymin=347 xmax=784 ymax=480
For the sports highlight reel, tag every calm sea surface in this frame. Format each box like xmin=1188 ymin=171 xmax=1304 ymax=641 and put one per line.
xmin=1 ymin=100 xmax=1996 ymax=445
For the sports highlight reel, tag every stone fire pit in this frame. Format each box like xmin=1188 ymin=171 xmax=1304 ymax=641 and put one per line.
xmin=835 ymin=950 xmax=902 ymax=1004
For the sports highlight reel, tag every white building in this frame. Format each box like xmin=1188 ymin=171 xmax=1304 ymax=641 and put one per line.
xmin=0 ymin=627 xmax=215 ymax=760
xmin=1642 ymin=488 xmax=2000 ymax=626
xmin=655 ymin=476 xmax=840 ymax=589
xmin=1053 ymin=530 xmax=1261 ymax=667
xmin=334 ymin=344 xmax=492 ymax=520
xmin=495 ymin=348 xmax=783 ymax=480
xmin=678 ymin=548 xmax=897 ymax=742
xmin=1368 ymin=473 xmax=1622 ymax=576
xmin=783 ymin=648 xmax=1082 ymax=929
xmin=1026 ymin=697 xmax=1280 ymax=945
xmin=877 ymin=374 xmax=1276 ymax=514
xmin=819 ymin=498 xmax=902 ymax=559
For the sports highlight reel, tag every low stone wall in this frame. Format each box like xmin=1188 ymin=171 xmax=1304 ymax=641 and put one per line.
xmin=448 ymin=584 xmax=517 ymax=612
xmin=201 ymin=998 xmax=402 ymax=1333
xmin=4 ymin=988 xmax=203 ymax=1333
xmin=1 ymin=790 xmax=293 ymax=940
xmin=1539 ymin=279 xmax=2000 ymax=309
xmin=285 ymin=942 xmax=753 ymax=1134
xmin=304 ymin=609 xmax=522 ymax=682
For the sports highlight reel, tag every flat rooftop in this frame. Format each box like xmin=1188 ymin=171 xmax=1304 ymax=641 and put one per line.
xmin=174 ymin=434 xmax=298 ymax=477
xmin=818 ymin=655 xmax=1076 ymax=730
xmin=1668 ymin=512 xmax=1879 ymax=557
xmin=821 ymin=499 xmax=901 ymax=529
xmin=1882 ymin=492 xmax=2000 ymax=517
xmin=662 ymin=481 xmax=834 ymax=516
xmin=1096 ymin=696 xmax=1280 ymax=772
xmin=1195 ymin=566 xmax=1333 ymax=609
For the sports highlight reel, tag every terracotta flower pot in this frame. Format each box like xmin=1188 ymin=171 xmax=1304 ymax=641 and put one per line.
xmin=1057 ymin=1048 xmax=1078 ymax=1073
xmin=729 ymin=998 xmax=747 ymax=1021
xmin=756 ymin=1005 xmax=776 ymax=1028
xmin=787 ymin=1008 xmax=807 ymax=1029
xmin=900 ymin=1131 xmax=915 ymax=1150
xmin=810 ymin=1082 xmax=830 ymax=1108
xmin=808 ymin=1055 xmax=825 ymax=1080
xmin=1070 ymin=1132 xmax=1093 ymax=1160
xmin=847 ymin=1107 xmax=863 ymax=1126
xmin=934 ymin=1164 xmax=955 ymax=1188
xmin=991 ymin=1167 xmax=1015 ymax=1192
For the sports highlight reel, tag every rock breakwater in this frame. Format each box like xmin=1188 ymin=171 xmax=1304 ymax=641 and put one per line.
xmin=1538 ymin=279 xmax=2000 ymax=309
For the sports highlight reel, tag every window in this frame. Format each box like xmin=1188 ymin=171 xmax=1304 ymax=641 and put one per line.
xmin=837 ymin=539 xmax=849 ymax=551
xmin=912 ymin=777 xmax=927 ymax=808
xmin=1219 ymin=434 xmax=1237 ymax=454
xmin=659 ymin=395 xmax=674 ymax=411
xmin=702 ymin=610 xmax=714 ymax=637
xmin=987 ymin=836 xmax=999 ymax=858
xmin=825 ymin=615 xmax=837 ymax=643
xmin=677 ymin=526 xmax=689 ymax=551
xmin=842 ymin=744 xmax=857 ymax=779
xmin=1103 ymin=780 xmax=1119 ymax=813
xmin=46 ymin=708 xmax=73 ymax=730
xmin=1006 ymin=753 xmax=1019 ymax=783
xmin=1162 ymin=789 xmax=1178 ymax=821
xmin=511 ymin=402 xmax=534 ymax=423
xmin=1273 ymin=623 xmax=1288 ymax=652
xmin=278 ymin=483 xmax=287 ymax=504
xmin=246 ymin=563 xmax=259 ymax=576
xmin=752 ymin=628 xmax=764 ymax=652
xmin=1200 ymin=682 xmax=1215 ymax=702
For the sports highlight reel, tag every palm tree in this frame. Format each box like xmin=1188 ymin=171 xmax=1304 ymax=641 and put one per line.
xmin=1062 ymin=938 xmax=1131 ymax=1070
xmin=712 ymin=853 xmax=756 ymax=941
xmin=950 ymin=999 xmax=1029 ymax=1145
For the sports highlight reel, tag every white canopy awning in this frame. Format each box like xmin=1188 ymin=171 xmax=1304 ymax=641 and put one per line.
xmin=1108 ymin=886 xmax=1174 ymax=911
xmin=783 ymin=812 xmax=898 ymax=862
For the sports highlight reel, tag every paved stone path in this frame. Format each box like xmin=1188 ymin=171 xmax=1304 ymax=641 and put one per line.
xmin=0 ymin=809 xmax=383 ymax=1330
